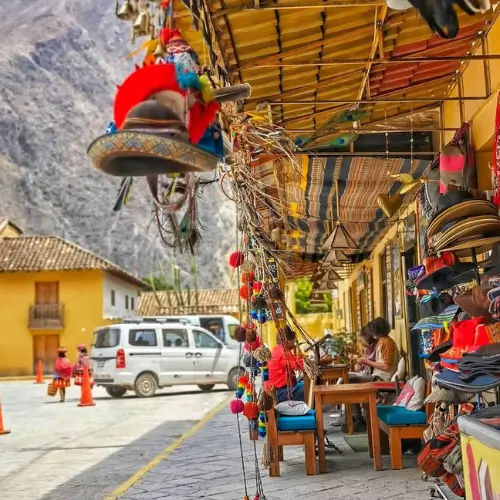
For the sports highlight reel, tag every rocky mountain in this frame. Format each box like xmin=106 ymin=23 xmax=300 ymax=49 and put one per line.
xmin=0 ymin=0 xmax=236 ymax=288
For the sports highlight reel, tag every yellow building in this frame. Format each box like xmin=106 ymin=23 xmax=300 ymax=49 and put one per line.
xmin=0 ymin=221 xmax=146 ymax=376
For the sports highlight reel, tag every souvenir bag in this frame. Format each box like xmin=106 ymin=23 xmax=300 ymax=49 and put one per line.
xmin=47 ymin=383 xmax=57 ymax=397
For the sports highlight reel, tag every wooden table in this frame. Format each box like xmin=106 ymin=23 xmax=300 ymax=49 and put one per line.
xmin=320 ymin=364 xmax=349 ymax=385
xmin=314 ymin=383 xmax=382 ymax=473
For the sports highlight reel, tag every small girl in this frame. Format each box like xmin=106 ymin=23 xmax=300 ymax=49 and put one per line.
xmin=53 ymin=348 xmax=72 ymax=402
xmin=73 ymin=344 xmax=94 ymax=388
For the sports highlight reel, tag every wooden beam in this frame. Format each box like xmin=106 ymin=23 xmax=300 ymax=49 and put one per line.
xmin=246 ymin=54 xmax=500 ymax=67
xmin=211 ymin=0 xmax=386 ymax=18
xmin=356 ymin=6 xmax=388 ymax=102
xmin=270 ymin=96 xmax=487 ymax=104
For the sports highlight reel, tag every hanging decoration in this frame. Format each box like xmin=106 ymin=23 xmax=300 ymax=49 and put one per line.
xmin=89 ymin=1 xmax=251 ymax=254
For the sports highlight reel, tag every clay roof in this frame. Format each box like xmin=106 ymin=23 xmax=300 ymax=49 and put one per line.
xmin=0 ymin=236 xmax=146 ymax=287
xmin=139 ymin=289 xmax=240 ymax=316
xmin=0 ymin=217 xmax=23 ymax=235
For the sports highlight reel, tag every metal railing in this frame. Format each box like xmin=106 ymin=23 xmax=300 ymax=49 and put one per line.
xmin=28 ymin=303 xmax=64 ymax=329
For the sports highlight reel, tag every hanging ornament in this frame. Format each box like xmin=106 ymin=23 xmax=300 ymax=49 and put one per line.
xmin=253 ymin=281 xmax=263 ymax=295
xmin=234 ymin=326 xmax=247 ymax=343
xmin=240 ymin=284 xmax=251 ymax=299
xmin=241 ymin=271 xmax=255 ymax=283
xmin=230 ymin=399 xmax=245 ymax=414
xmin=229 ymin=251 xmax=245 ymax=268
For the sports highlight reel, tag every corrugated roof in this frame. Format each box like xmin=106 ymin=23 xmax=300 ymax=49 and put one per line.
xmin=177 ymin=1 xmax=496 ymax=142
xmin=138 ymin=289 xmax=240 ymax=315
xmin=0 ymin=236 xmax=146 ymax=287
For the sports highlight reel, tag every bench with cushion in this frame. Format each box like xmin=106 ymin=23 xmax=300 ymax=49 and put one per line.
xmin=267 ymin=407 xmax=317 ymax=477
xmin=377 ymin=405 xmax=428 ymax=470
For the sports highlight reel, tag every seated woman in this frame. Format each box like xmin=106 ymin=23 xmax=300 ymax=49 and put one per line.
xmin=346 ymin=317 xmax=399 ymax=432
xmin=268 ymin=336 xmax=305 ymax=403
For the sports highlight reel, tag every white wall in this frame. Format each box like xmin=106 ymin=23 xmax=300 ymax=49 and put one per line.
xmin=102 ymin=272 xmax=140 ymax=319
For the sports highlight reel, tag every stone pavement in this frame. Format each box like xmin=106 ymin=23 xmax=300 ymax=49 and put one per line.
xmin=120 ymin=407 xmax=433 ymax=500
xmin=0 ymin=381 xmax=229 ymax=500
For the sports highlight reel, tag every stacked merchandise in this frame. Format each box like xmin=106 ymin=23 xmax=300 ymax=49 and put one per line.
xmin=406 ymin=189 xmax=500 ymax=497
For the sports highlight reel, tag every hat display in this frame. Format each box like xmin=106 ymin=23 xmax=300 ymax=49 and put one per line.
xmin=453 ymin=284 xmax=493 ymax=320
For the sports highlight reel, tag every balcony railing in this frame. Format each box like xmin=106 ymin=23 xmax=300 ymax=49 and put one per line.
xmin=28 ymin=303 xmax=65 ymax=330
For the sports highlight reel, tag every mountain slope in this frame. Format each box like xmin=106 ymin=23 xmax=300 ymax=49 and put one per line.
xmin=0 ymin=0 xmax=236 ymax=287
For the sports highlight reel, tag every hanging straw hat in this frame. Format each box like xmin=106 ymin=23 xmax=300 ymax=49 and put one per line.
xmin=430 ymin=215 xmax=500 ymax=253
xmin=439 ymin=235 xmax=500 ymax=257
xmin=427 ymin=190 xmax=498 ymax=238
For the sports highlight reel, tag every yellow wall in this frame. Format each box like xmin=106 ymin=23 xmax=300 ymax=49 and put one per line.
xmin=0 ymin=270 xmax=106 ymax=376
xmin=295 ymin=312 xmax=335 ymax=340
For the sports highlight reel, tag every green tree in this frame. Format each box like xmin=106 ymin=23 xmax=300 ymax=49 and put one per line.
xmin=294 ymin=278 xmax=333 ymax=314
xmin=142 ymin=275 xmax=173 ymax=291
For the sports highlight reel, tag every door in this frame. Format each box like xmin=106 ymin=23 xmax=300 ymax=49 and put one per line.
xmin=126 ymin=327 xmax=161 ymax=378
xmin=160 ymin=327 xmax=195 ymax=385
xmin=33 ymin=334 xmax=60 ymax=374
xmin=190 ymin=328 xmax=226 ymax=383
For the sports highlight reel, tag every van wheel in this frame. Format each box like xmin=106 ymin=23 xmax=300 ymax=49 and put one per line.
xmin=198 ymin=384 xmax=215 ymax=392
xmin=106 ymin=386 xmax=127 ymax=398
xmin=227 ymin=367 xmax=245 ymax=391
xmin=134 ymin=373 xmax=157 ymax=398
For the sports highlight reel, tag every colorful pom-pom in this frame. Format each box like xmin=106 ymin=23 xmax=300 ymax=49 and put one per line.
xmin=239 ymin=284 xmax=251 ymax=300
xmin=229 ymin=251 xmax=245 ymax=268
xmin=234 ymin=326 xmax=247 ymax=342
xmin=243 ymin=402 xmax=259 ymax=420
xmin=250 ymin=309 xmax=258 ymax=320
xmin=230 ymin=399 xmax=245 ymax=414
xmin=245 ymin=337 xmax=262 ymax=352
xmin=241 ymin=272 xmax=255 ymax=284
xmin=176 ymin=67 xmax=201 ymax=90
xmin=253 ymin=281 xmax=263 ymax=294
xmin=246 ymin=329 xmax=258 ymax=343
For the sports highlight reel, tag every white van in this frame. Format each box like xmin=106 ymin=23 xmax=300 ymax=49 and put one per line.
xmin=91 ymin=319 xmax=244 ymax=398
xmin=140 ymin=315 xmax=241 ymax=349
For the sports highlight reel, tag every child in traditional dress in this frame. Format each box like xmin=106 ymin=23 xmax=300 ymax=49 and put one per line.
xmin=53 ymin=348 xmax=72 ymax=402
xmin=73 ymin=345 xmax=94 ymax=389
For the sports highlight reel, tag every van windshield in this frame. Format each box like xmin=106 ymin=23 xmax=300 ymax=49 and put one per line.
xmin=227 ymin=324 xmax=240 ymax=341
xmin=93 ymin=328 xmax=121 ymax=348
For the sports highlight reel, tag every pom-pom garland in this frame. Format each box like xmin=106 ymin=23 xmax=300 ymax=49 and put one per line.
xmin=246 ymin=329 xmax=258 ymax=343
xmin=241 ymin=260 xmax=256 ymax=272
xmin=229 ymin=251 xmax=245 ymax=268
xmin=253 ymin=281 xmax=263 ymax=295
xmin=257 ymin=310 xmax=267 ymax=324
xmin=234 ymin=326 xmax=247 ymax=342
xmin=239 ymin=284 xmax=251 ymax=300
xmin=243 ymin=402 xmax=259 ymax=420
xmin=245 ymin=336 xmax=262 ymax=352
xmin=258 ymin=391 xmax=274 ymax=411
xmin=258 ymin=411 xmax=267 ymax=438
xmin=230 ymin=399 xmax=245 ymax=414
xmin=241 ymin=271 xmax=255 ymax=283
xmin=252 ymin=296 xmax=267 ymax=310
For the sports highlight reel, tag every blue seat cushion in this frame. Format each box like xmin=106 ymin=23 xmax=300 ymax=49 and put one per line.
xmin=277 ymin=409 xmax=317 ymax=432
xmin=296 ymin=381 xmax=305 ymax=388
xmin=377 ymin=405 xmax=426 ymax=426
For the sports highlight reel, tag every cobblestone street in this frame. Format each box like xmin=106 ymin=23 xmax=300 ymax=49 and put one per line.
xmin=0 ymin=381 xmax=229 ymax=500
xmin=119 ymin=408 xmax=432 ymax=500
xmin=0 ymin=381 xmax=436 ymax=500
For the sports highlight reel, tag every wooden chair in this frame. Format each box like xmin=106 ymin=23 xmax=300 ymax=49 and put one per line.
xmin=266 ymin=380 xmax=317 ymax=477
xmin=377 ymin=381 xmax=432 ymax=470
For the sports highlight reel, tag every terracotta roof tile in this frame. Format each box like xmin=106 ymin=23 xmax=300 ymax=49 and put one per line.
xmin=0 ymin=236 xmax=146 ymax=287
xmin=139 ymin=289 xmax=240 ymax=316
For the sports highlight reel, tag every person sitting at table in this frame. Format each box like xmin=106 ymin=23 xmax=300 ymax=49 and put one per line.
xmin=344 ymin=317 xmax=399 ymax=432
xmin=268 ymin=336 xmax=305 ymax=403
xmin=355 ymin=324 xmax=378 ymax=375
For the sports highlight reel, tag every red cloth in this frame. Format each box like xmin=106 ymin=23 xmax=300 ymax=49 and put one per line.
xmin=54 ymin=358 xmax=72 ymax=379
xmin=267 ymin=344 xmax=304 ymax=390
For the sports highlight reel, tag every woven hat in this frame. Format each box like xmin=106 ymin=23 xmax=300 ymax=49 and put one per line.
xmin=430 ymin=215 xmax=500 ymax=253
xmin=453 ymin=284 xmax=493 ymax=320
xmin=440 ymin=235 xmax=500 ymax=257
xmin=427 ymin=190 xmax=497 ymax=238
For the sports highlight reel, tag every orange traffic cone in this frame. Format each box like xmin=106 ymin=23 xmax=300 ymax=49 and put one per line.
xmin=78 ymin=365 xmax=95 ymax=407
xmin=0 ymin=398 xmax=10 ymax=435
xmin=34 ymin=359 xmax=45 ymax=384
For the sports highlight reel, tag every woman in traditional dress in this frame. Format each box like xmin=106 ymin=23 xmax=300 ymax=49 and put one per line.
xmin=53 ymin=348 xmax=72 ymax=402
xmin=73 ymin=344 xmax=94 ymax=389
